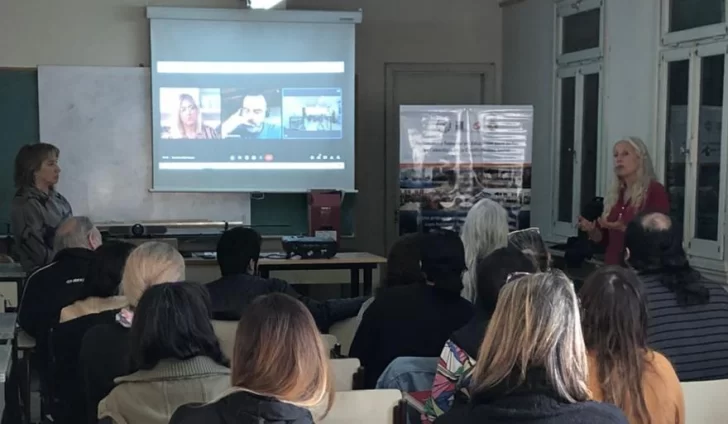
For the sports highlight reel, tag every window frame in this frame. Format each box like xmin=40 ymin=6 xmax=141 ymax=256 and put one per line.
xmin=661 ymin=0 xmax=728 ymax=46
xmin=656 ymin=42 xmax=728 ymax=260
xmin=552 ymin=62 xmax=604 ymax=238
xmin=556 ymin=0 xmax=604 ymax=65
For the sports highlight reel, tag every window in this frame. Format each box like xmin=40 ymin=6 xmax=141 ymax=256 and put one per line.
xmin=553 ymin=65 xmax=601 ymax=237
xmin=557 ymin=0 xmax=603 ymax=64
xmin=658 ymin=44 xmax=728 ymax=260
xmin=663 ymin=0 xmax=728 ymax=45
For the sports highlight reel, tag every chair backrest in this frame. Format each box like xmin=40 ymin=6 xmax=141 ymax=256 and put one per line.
xmin=319 ymin=389 xmax=404 ymax=424
xmin=682 ymin=379 xmax=728 ymax=424
xmin=330 ymin=357 xmax=363 ymax=391
xmin=321 ymin=334 xmax=338 ymax=352
xmin=211 ymin=319 xmax=238 ymax=360
xmin=328 ymin=317 xmax=359 ymax=356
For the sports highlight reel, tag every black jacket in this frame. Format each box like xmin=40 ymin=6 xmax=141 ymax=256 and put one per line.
xmin=206 ymin=273 xmax=367 ymax=332
xmin=349 ymin=284 xmax=473 ymax=389
xmin=170 ymin=390 xmax=313 ymax=424
xmin=434 ymin=371 xmax=628 ymax=424
xmin=18 ymin=248 xmax=94 ymax=345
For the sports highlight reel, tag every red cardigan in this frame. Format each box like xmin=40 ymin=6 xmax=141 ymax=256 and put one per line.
xmin=601 ymin=180 xmax=670 ymax=265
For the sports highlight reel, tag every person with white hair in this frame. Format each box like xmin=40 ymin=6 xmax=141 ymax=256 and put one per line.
xmin=460 ymin=198 xmax=509 ymax=302
xmin=578 ymin=137 xmax=669 ymax=265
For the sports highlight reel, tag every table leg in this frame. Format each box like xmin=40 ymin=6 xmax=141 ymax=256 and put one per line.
xmin=363 ymin=267 xmax=373 ymax=296
xmin=350 ymin=269 xmax=360 ymax=297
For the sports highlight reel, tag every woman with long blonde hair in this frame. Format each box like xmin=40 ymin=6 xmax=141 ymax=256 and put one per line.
xmin=578 ymin=137 xmax=669 ymax=265
xmin=166 ymin=93 xmax=219 ymax=139
xmin=435 ymin=271 xmax=628 ymax=424
xmin=170 ymin=293 xmax=334 ymax=424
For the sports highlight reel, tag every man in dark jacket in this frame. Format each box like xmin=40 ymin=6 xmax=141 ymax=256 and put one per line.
xmin=206 ymin=227 xmax=367 ymax=332
xmin=18 ymin=215 xmax=102 ymax=343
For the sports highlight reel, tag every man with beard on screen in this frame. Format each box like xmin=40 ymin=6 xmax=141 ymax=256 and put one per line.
xmin=221 ymin=91 xmax=282 ymax=139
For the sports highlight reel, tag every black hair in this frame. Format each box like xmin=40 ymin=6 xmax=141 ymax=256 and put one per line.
xmin=476 ymin=247 xmax=537 ymax=315
xmin=381 ymin=233 xmax=425 ymax=292
xmin=624 ymin=212 xmax=709 ymax=305
xmin=420 ymin=230 xmax=466 ymax=294
xmin=129 ymin=282 xmax=228 ymax=370
xmin=216 ymin=227 xmax=262 ymax=277
xmin=83 ymin=241 xmax=136 ymax=299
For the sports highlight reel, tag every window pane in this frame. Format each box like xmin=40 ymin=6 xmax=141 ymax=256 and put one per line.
xmin=580 ymin=73 xmax=599 ymax=211
xmin=558 ymin=77 xmax=576 ymax=223
xmin=670 ymin=0 xmax=724 ymax=33
xmin=695 ymin=55 xmax=723 ymax=240
xmin=665 ymin=60 xmax=689 ymax=237
xmin=562 ymin=9 xmax=601 ymax=54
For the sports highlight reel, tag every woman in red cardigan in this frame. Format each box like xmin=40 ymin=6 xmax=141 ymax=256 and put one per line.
xmin=578 ymin=137 xmax=670 ymax=265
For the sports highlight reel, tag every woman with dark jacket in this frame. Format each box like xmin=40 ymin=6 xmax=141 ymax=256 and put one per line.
xmin=97 ymin=282 xmax=230 ymax=424
xmin=423 ymin=247 xmax=537 ymax=422
xmin=434 ymin=271 xmax=628 ymax=424
xmin=350 ymin=231 xmax=473 ymax=389
xmin=11 ymin=143 xmax=73 ymax=272
xmin=170 ymin=293 xmax=334 ymax=424
xmin=49 ymin=241 xmax=135 ymax=424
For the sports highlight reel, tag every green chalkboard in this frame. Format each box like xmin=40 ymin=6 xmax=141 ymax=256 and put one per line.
xmin=0 ymin=67 xmax=355 ymax=236
xmin=0 ymin=68 xmax=39 ymax=235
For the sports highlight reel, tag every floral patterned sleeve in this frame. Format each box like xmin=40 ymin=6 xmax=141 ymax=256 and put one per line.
xmin=421 ymin=339 xmax=476 ymax=423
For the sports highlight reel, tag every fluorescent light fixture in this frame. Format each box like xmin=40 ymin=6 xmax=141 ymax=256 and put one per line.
xmin=247 ymin=0 xmax=286 ymax=9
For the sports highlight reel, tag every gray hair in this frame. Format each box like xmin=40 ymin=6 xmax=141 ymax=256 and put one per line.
xmin=54 ymin=216 xmax=99 ymax=251
xmin=602 ymin=137 xmax=657 ymax=219
xmin=472 ymin=270 xmax=590 ymax=403
xmin=460 ymin=199 xmax=509 ymax=302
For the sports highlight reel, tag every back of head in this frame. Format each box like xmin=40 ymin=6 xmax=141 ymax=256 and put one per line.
xmin=460 ymin=199 xmax=509 ymax=301
xmin=579 ymin=265 xmax=650 ymax=423
xmin=54 ymin=216 xmax=102 ymax=252
xmin=121 ymin=242 xmax=186 ymax=307
xmin=14 ymin=143 xmax=60 ymax=189
xmin=216 ymin=227 xmax=262 ymax=277
xmin=130 ymin=282 xmax=226 ymax=370
xmin=475 ymin=247 xmax=537 ymax=315
xmin=232 ymin=293 xmax=333 ymax=412
xmin=508 ymin=227 xmax=551 ymax=271
xmin=472 ymin=270 xmax=589 ymax=403
xmin=383 ymin=233 xmax=425 ymax=289
xmin=625 ymin=212 xmax=708 ymax=305
xmin=83 ymin=240 xmax=136 ymax=299
xmin=420 ymin=230 xmax=467 ymax=295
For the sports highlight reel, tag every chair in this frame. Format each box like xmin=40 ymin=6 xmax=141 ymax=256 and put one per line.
xmin=328 ymin=317 xmax=359 ymax=356
xmin=211 ymin=320 xmax=237 ymax=360
xmin=330 ymin=358 xmax=365 ymax=391
xmin=322 ymin=334 xmax=339 ymax=352
xmin=319 ymin=389 xmax=405 ymax=424
xmin=681 ymin=379 xmax=728 ymax=424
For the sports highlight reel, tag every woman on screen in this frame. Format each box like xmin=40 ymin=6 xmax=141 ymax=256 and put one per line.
xmin=164 ymin=93 xmax=219 ymax=139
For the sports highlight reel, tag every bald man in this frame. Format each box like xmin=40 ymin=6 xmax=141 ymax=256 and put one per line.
xmin=18 ymin=216 xmax=102 ymax=349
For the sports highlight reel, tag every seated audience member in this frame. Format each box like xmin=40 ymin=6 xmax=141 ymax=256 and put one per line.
xmin=170 ymin=293 xmax=333 ymax=424
xmin=435 ymin=271 xmax=628 ymax=424
xmin=49 ymin=241 xmax=135 ymax=424
xmin=98 ymin=282 xmax=230 ymax=424
xmin=350 ymin=231 xmax=473 ymax=389
xmin=206 ymin=227 xmax=366 ymax=332
xmin=581 ymin=266 xmax=684 ymax=424
xmin=18 ymin=216 xmax=101 ymax=360
xmin=79 ymin=242 xmax=185 ymax=424
xmin=358 ymin=232 xmax=425 ymax=322
xmin=422 ymin=247 xmax=537 ymax=422
xmin=507 ymin=227 xmax=551 ymax=271
xmin=624 ymin=212 xmax=728 ymax=381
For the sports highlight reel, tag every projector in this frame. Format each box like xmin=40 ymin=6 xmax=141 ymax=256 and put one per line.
xmin=281 ymin=236 xmax=338 ymax=259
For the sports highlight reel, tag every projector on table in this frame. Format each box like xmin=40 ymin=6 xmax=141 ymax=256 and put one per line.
xmin=281 ymin=236 xmax=337 ymax=259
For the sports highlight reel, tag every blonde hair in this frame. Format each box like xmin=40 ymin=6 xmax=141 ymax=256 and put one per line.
xmin=121 ymin=242 xmax=185 ymax=307
xmin=170 ymin=94 xmax=202 ymax=138
xmin=602 ymin=137 xmax=656 ymax=219
xmin=472 ymin=270 xmax=591 ymax=403
xmin=460 ymin=199 xmax=509 ymax=302
xmin=230 ymin=293 xmax=333 ymax=415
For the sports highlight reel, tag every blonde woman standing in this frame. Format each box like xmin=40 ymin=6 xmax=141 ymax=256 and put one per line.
xmin=434 ymin=271 xmax=628 ymax=424
xmin=578 ymin=137 xmax=669 ymax=265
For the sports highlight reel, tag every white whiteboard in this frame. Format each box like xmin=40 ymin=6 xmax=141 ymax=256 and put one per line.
xmin=38 ymin=66 xmax=250 ymax=224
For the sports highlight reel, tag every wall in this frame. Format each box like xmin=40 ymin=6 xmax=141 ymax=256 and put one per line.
xmin=0 ymin=0 xmax=502 ymax=256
